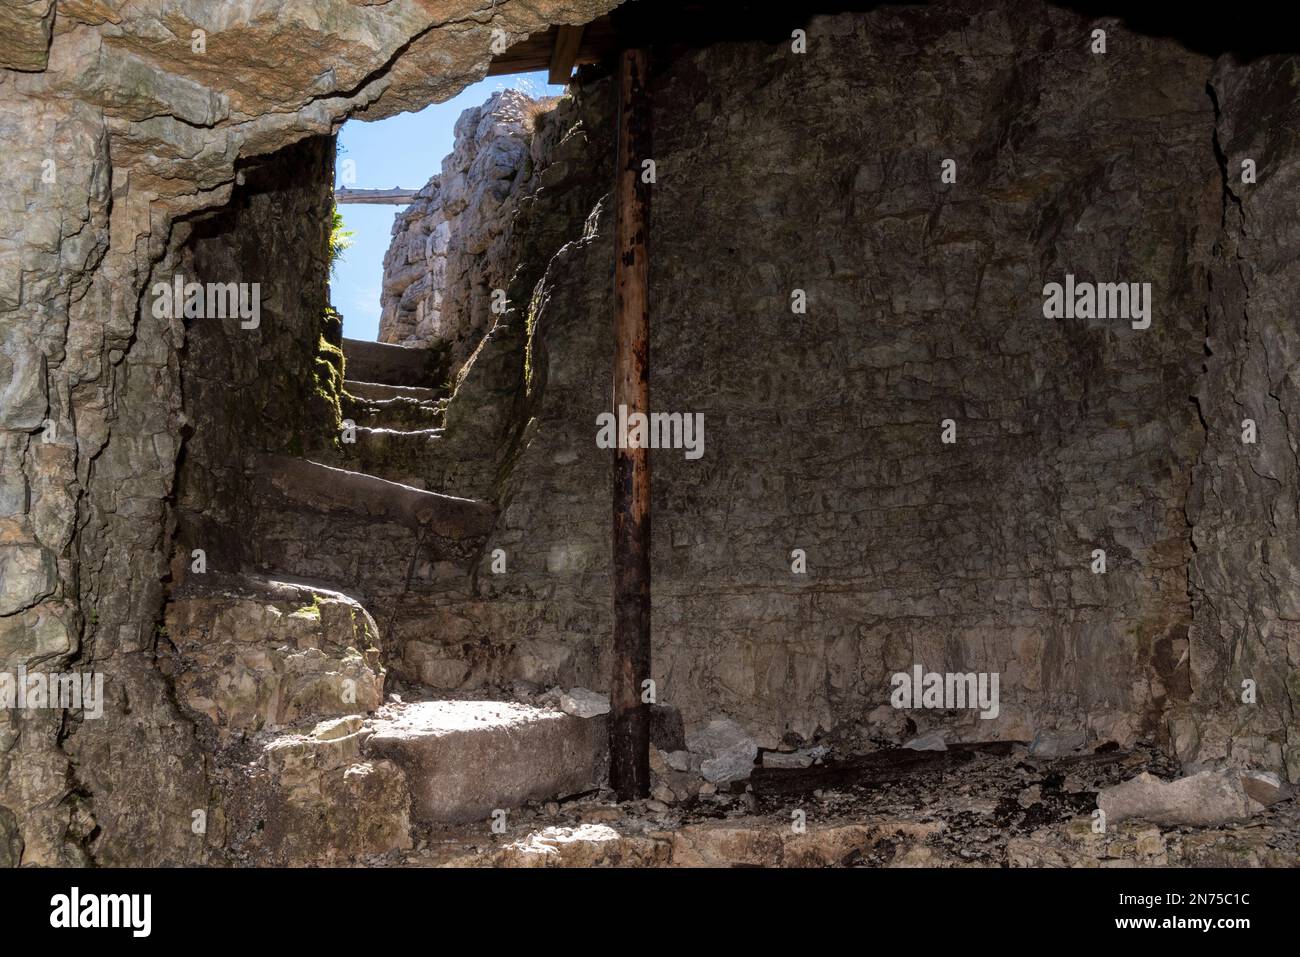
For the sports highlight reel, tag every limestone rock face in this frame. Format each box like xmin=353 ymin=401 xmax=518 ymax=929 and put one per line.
xmin=164 ymin=575 xmax=386 ymax=736
xmin=226 ymin=717 xmax=412 ymax=866
xmin=378 ymin=89 xmax=543 ymax=374
xmin=0 ymin=0 xmax=620 ymax=865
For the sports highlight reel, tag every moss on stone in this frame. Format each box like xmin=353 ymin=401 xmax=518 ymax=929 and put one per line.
xmin=290 ymin=593 xmax=322 ymax=621
xmin=310 ymin=320 xmax=346 ymax=438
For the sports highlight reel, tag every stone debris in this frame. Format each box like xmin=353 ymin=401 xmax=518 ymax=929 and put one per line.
xmin=1098 ymin=769 xmax=1290 ymax=827
xmin=687 ymin=718 xmax=759 ymax=784
xmin=903 ymin=732 xmax=949 ymax=752
xmin=559 ymin=688 xmax=610 ymax=718
xmin=1029 ymin=730 xmax=1088 ymax=758
xmin=762 ymin=745 xmax=831 ymax=769
xmin=663 ymin=750 xmax=699 ymax=773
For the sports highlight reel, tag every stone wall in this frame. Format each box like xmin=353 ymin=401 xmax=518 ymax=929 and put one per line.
xmin=400 ymin=5 xmax=1297 ymax=774
xmin=1178 ymin=58 xmax=1300 ymax=782
xmin=173 ymin=134 xmax=339 ymax=577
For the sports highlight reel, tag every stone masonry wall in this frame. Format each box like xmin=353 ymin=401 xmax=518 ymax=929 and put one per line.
xmin=400 ymin=4 xmax=1297 ymax=778
xmin=173 ymin=135 xmax=338 ymax=578
xmin=1177 ymin=58 xmax=1300 ymax=782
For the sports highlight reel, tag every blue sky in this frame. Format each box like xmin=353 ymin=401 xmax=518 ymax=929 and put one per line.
xmin=332 ymin=71 xmax=563 ymax=342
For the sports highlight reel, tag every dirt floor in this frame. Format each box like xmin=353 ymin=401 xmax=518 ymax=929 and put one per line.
xmin=358 ymin=742 xmax=1300 ymax=867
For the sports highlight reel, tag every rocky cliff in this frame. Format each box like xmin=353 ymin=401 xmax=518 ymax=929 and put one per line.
xmin=378 ymin=89 xmax=547 ymax=377
xmin=0 ymin=0 xmax=619 ymax=867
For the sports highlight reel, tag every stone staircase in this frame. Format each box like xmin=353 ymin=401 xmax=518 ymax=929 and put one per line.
xmin=331 ymin=337 xmax=450 ymax=488
xmin=165 ymin=338 xmax=608 ymax=865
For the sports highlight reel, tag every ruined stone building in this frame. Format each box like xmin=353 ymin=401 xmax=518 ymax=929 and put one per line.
xmin=1 ymin=0 xmax=1298 ymax=873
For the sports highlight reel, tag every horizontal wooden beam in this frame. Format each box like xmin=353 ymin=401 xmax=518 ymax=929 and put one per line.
xmin=336 ymin=188 xmax=420 ymax=205
xmin=487 ymin=15 xmax=615 ymax=77
xmin=548 ymin=24 xmax=585 ymax=85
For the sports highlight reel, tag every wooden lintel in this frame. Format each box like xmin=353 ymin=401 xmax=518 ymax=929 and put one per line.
xmin=548 ymin=24 xmax=585 ymax=85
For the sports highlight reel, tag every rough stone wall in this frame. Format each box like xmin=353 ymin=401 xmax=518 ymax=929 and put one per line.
xmin=1179 ymin=58 xmax=1300 ymax=782
xmin=0 ymin=0 xmax=619 ymax=866
xmin=405 ymin=5 xmax=1293 ymax=772
xmin=378 ymin=89 xmax=543 ymax=376
xmin=173 ymin=134 xmax=338 ymax=577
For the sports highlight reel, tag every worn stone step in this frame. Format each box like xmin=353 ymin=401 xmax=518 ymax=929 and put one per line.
xmin=252 ymin=453 xmax=489 ymax=535
xmin=223 ymin=715 xmax=413 ymax=865
xmin=342 ymin=337 xmax=442 ymax=387
xmin=363 ymin=700 xmax=607 ymax=824
xmin=248 ymin=454 xmax=492 ymax=604
xmin=323 ymin=426 xmax=447 ymax=488
xmin=164 ymin=572 xmax=385 ymax=738
xmin=342 ymin=392 xmax=445 ymax=431
xmin=345 ymin=379 xmax=442 ymax=403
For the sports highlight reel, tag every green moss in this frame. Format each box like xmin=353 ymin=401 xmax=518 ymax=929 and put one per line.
xmin=290 ymin=593 xmax=322 ymax=621
xmin=310 ymin=323 xmax=346 ymax=438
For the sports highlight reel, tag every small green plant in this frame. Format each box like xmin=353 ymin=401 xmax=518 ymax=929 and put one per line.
xmin=328 ymin=204 xmax=354 ymax=276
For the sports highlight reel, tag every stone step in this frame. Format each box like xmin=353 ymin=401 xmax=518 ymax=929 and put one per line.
xmin=363 ymin=700 xmax=607 ymax=825
xmin=342 ymin=337 xmax=442 ymax=387
xmin=224 ymin=715 xmax=413 ymax=865
xmin=342 ymin=392 xmax=445 ymax=431
xmin=345 ymin=379 xmax=442 ymax=403
xmin=252 ymin=453 xmax=490 ymax=536
xmin=323 ymin=426 xmax=447 ymax=488
xmin=248 ymin=454 xmax=492 ymax=603
xmin=164 ymin=572 xmax=385 ymax=738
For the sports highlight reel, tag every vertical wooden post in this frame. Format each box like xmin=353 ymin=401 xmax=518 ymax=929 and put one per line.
xmin=610 ymin=46 xmax=652 ymax=801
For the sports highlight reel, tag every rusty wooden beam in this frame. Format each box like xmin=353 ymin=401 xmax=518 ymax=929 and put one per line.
xmin=609 ymin=46 xmax=652 ymax=802
xmin=548 ymin=24 xmax=585 ymax=85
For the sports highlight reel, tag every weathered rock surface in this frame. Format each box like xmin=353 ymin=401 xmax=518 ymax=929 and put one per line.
xmin=687 ymin=717 xmax=759 ymax=784
xmin=4 ymin=0 xmax=1300 ymax=868
xmin=164 ymin=574 xmax=385 ymax=737
xmin=421 ymin=3 xmax=1277 ymax=768
xmin=378 ymin=89 xmax=544 ymax=374
xmin=1098 ymin=769 xmax=1289 ymax=827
